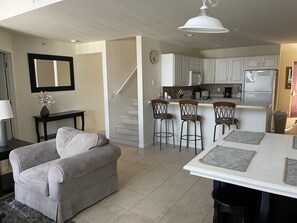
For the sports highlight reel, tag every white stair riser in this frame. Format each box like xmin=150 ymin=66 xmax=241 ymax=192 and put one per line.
xmin=122 ymin=117 xmax=138 ymax=124
xmin=116 ymin=127 xmax=138 ymax=135
xmin=127 ymin=109 xmax=138 ymax=115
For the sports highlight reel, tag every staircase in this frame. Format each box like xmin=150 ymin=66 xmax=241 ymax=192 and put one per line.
xmin=110 ymin=100 xmax=139 ymax=147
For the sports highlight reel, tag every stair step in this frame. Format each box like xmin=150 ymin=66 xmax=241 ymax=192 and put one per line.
xmin=122 ymin=114 xmax=138 ymax=124
xmin=132 ymin=99 xmax=138 ymax=106
xmin=127 ymin=107 xmax=138 ymax=115
xmin=110 ymin=132 xmax=139 ymax=147
xmin=115 ymin=123 xmax=138 ymax=135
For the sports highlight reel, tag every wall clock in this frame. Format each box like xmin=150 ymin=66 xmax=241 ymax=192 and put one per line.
xmin=150 ymin=50 xmax=159 ymax=64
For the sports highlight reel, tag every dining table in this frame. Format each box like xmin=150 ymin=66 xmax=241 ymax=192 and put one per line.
xmin=184 ymin=130 xmax=297 ymax=223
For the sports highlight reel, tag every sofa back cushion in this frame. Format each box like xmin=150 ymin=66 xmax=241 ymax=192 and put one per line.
xmin=56 ymin=127 xmax=108 ymax=158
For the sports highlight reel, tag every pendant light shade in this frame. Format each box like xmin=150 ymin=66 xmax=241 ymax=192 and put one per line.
xmin=178 ymin=2 xmax=229 ymax=33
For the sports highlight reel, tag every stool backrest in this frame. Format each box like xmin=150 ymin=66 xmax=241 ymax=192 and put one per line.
xmin=213 ymin=102 xmax=236 ymax=121
xmin=151 ymin=99 xmax=169 ymax=118
xmin=179 ymin=100 xmax=198 ymax=119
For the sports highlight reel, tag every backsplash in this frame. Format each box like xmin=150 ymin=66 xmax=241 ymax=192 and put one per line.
xmin=162 ymin=84 xmax=242 ymax=99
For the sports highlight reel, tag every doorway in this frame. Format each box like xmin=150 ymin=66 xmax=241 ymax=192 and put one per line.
xmin=290 ymin=62 xmax=297 ymax=117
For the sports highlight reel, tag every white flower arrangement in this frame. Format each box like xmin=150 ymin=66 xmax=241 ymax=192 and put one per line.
xmin=36 ymin=91 xmax=55 ymax=107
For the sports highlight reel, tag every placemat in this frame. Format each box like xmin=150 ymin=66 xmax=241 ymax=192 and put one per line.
xmin=224 ymin=130 xmax=265 ymax=145
xmin=284 ymin=158 xmax=297 ymax=186
xmin=292 ymin=136 xmax=297 ymax=149
xmin=199 ymin=145 xmax=256 ymax=172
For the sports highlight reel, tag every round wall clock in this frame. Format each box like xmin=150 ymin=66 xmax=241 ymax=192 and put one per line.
xmin=150 ymin=50 xmax=159 ymax=64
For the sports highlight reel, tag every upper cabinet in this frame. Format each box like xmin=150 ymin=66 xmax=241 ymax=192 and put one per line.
xmin=162 ymin=53 xmax=200 ymax=86
xmin=214 ymin=58 xmax=243 ymax=84
xmin=244 ymin=55 xmax=279 ymax=70
xmin=203 ymin=59 xmax=215 ymax=84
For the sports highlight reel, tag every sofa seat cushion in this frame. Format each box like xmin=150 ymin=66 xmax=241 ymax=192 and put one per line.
xmin=19 ymin=159 xmax=60 ymax=196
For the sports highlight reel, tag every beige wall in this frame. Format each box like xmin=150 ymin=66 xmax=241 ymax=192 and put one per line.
xmin=10 ymin=33 xmax=104 ymax=142
xmin=0 ymin=29 xmax=13 ymax=52
xmin=276 ymin=44 xmax=297 ymax=114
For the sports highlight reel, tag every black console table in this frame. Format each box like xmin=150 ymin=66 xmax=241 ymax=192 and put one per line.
xmin=0 ymin=138 xmax=32 ymax=196
xmin=33 ymin=110 xmax=85 ymax=142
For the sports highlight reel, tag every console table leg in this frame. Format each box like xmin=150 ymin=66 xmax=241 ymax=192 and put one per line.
xmin=81 ymin=115 xmax=85 ymax=131
xmin=74 ymin=117 xmax=77 ymax=129
xmin=35 ymin=119 xmax=40 ymax=142
xmin=43 ymin=122 xmax=48 ymax=141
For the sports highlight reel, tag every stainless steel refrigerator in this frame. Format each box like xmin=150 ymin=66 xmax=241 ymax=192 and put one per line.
xmin=243 ymin=69 xmax=278 ymax=132
xmin=243 ymin=70 xmax=277 ymax=107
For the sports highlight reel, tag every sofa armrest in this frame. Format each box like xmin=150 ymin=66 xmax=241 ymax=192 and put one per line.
xmin=9 ymin=139 xmax=60 ymax=183
xmin=48 ymin=144 xmax=121 ymax=183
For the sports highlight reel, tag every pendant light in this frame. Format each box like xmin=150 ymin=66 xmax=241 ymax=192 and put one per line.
xmin=178 ymin=0 xmax=229 ymax=33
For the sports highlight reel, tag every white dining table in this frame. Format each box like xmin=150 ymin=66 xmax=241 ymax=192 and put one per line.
xmin=184 ymin=130 xmax=297 ymax=223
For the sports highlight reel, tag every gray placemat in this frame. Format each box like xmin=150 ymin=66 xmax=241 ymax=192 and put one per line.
xmin=199 ymin=145 xmax=256 ymax=172
xmin=284 ymin=158 xmax=297 ymax=186
xmin=293 ymin=136 xmax=297 ymax=149
xmin=224 ymin=130 xmax=265 ymax=145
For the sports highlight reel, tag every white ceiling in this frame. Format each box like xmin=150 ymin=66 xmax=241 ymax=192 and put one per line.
xmin=1 ymin=0 xmax=297 ymax=50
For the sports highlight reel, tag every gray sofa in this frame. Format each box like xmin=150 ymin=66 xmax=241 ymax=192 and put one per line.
xmin=9 ymin=138 xmax=121 ymax=223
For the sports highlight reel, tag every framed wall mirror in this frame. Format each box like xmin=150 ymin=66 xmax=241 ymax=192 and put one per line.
xmin=285 ymin=66 xmax=293 ymax=89
xmin=28 ymin=53 xmax=75 ymax=92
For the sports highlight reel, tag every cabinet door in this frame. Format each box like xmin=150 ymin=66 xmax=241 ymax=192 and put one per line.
xmin=181 ymin=56 xmax=190 ymax=85
xmin=215 ymin=59 xmax=229 ymax=83
xmin=161 ymin=54 xmax=175 ymax=86
xmin=190 ymin=57 xmax=200 ymax=71
xmin=261 ymin=55 xmax=279 ymax=69
xmin=244 ymin=57 xmax=261 ymax=70
xmin=229 ymin=58 xmax=243 ymax=83
xmin=203 ymin=59 xmax=215 ymax=84
xmin=174 ymin=55 xmax=182 ymax=86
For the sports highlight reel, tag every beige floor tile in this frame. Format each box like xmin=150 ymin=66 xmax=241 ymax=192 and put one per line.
xmin=203 ymin=208 xmax=214 ymax=223
xmin=71 ymin=217 xmax=89 ymax=223
xmin=160 ymin=204 xmax=207 ymax=223
xmin=163 ymin=169 xmax=199 ymax=190
xmin=125 ymin=177 xmax=163 ymax=195
xmin=104 ymin=188 xmax=147 ymax=210
xmin=115 ymin=211 xmax=157 ymax=223
xmin=76 ymin=202 xmax=127 ymax=223
xmin=121 ymin=163 xmax=152 ymax=176
xmin=118 ymin=171 xmax=138 ymax=188
xmin=117 ymin=159 xmax=135 ymax=171
xmin=131 ymin=195 xmax=175 ymax=221
xmin=149 ymin=183 xmax=187 ymax=204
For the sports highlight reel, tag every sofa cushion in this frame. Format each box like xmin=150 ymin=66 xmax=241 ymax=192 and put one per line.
xmin=19 ymin=159 xmax=60 ymax=196
xmin=56 ymin=127 xmax=108 ymax=158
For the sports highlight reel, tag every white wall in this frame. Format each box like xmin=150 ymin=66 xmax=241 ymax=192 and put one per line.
xmin=106 ymin=38 xmax=137 ymax=136
xmin=200 ymin=44 xmax=280 ymax=58
xmin=11 ymin=33 xmax=105 ymax=142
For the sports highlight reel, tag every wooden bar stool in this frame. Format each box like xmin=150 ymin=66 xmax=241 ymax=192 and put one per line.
xmin=179 ymin=100 xmax=203 ymax=155
xmin=151 ymin=99 xmax=175 ymax=150
xmin=213 ymin=101 xmax=239 ymax=142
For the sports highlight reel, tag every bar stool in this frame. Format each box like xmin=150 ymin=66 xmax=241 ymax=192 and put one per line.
xmin=213 ymin=102 xmax=239 ymax=142
xmin=212 ymin=186 xmax=256 ymax=223
xmin=151 ymin=99 xmax=175 ymax=150
xmin=179 ymin=100 xmax=203 ymax=155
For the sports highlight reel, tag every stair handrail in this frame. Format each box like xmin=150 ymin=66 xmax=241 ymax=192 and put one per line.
xmin=116 ymin=67 xmax=137 ymax=95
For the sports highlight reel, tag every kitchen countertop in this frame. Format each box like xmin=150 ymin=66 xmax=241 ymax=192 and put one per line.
xmin=166 ymin=99 xmax=271 ymax=109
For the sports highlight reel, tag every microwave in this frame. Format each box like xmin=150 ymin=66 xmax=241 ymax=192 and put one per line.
xmin=188 ymin=71 xmax=203 ymax=86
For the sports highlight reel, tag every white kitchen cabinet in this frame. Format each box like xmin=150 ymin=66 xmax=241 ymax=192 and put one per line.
xmin=215 ymin=59 xmax=229 ymax=83
xmin=229 ymin=58 xmax=244 ymax=83
xmin=203 ymin=59 xmax=215 ymax=84
xmin=214 ymin=58 xmax=243 ymax=84
xmin=244 ymin=55 xmax=279 ymax=70
xmin=162 ymin=53 xmax=182 ymax=86
xmin=181 ymin=56 xmax=190 ymax=85
xmin=190 ymin=57 xmax=200 ymax=71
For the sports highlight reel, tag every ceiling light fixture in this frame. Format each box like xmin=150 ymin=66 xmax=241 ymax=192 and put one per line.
xmin=178 ymin=0 xmax=229 ymax=33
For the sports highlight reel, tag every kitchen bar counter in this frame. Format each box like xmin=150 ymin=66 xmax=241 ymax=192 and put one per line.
xmin=153 ymin=99 xmax=271 ymax=149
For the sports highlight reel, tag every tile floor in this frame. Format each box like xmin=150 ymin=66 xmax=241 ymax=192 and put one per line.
xmin=72 ymin=144 xmax=214 ymax=223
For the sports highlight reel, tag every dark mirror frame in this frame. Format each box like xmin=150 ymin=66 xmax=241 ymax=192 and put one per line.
xmin=285 ymin=66 xmax=292 ymax=89
xmin=28 ymin=53 xmax=75 ymax=93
